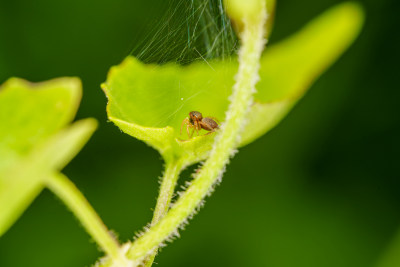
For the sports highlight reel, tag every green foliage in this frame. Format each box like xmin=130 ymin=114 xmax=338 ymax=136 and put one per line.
xmin=103 ymin=2 xmax=364 ymax=165
xmin=0 ymin=78 xmax=97 ymax=236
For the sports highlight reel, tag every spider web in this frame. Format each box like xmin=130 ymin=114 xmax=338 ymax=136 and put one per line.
xmin=130 ymin=0 xmax=238 ymax=65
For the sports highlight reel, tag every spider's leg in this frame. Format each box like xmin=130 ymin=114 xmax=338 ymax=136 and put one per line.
xmin=195 ymin=121 xmax=200 ymax=136
xmin=189 ymin=126 xmax=196 ymax=138
xmin=203 ymin=128 xmax=217 ymax=136
xmin=180 ymin=118 xmax=188 ymax=135
xmin=187 ymin=124 xmax=191 ymax=138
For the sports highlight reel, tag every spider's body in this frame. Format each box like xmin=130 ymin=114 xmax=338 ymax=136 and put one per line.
xmin=180 ymin=111 xmax=219 ymax=138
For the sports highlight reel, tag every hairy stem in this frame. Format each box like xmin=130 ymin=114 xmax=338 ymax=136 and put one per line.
xmin=143 ymin=160 xmax=183 ymax=267
xmin=126 ymin=4 xmax=267 ymax=265
xmin=45 ymin=173 xmax=129 ymax=266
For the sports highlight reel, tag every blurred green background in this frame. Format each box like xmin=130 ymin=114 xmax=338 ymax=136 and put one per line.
xmin=0 ymin=0 xmax=399 ymax=266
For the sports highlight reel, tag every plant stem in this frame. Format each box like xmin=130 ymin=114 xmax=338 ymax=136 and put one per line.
xmin=143 ymin=160 xmax=183 ymax=267
xmin=126 ymin=4 xmax=267 ymax=265
xmin=45 ymin=173 xmax=129 ymax=266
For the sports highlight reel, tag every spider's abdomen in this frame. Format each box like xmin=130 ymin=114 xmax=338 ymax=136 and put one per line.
xmin=201 ymin=117 xmax=219 ymax=131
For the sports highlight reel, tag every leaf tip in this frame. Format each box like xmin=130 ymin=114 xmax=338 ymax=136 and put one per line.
xmin=331 ymin=2 xmax=365 ymax=39
xmin=77 ymin=117 xmax=99 ymax=133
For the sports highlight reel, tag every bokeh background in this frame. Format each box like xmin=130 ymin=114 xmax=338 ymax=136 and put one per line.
xmin=0 ymin=0 xmax=399 ymax=266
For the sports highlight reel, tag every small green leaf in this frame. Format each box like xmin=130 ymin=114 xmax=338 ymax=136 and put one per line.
xmin=0 ymin=78 xmax=97 ymax=236
xmin=103 ymin=2 xmax=364 ymax=165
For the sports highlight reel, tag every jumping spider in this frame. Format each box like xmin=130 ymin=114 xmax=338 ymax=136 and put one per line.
xmin=180 ymin=111 xmax=220 ymax=138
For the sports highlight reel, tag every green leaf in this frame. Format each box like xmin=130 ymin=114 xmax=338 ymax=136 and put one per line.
xmin=103 ymin=58 xmax=234 ymax=164
xmin=242 ymin=2 xmax=364 ymax=145
xmin=0 ymin=78 xmax=81 ymax=164
xmin=0 ymin=78 xmax=97 ymax=236
xmin=103 ymin=2 xmax=364 ymax=165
